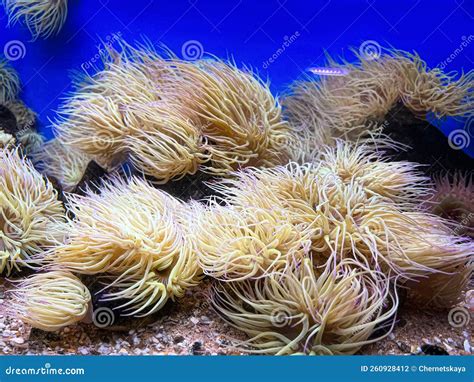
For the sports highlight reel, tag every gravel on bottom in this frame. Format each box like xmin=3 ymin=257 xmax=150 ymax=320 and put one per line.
xmin=0 ymin=278 xmax=471 ymax=356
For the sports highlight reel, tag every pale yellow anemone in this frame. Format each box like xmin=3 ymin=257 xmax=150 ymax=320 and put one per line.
xmin=212 ymin=257 xmax=398 ymax=355
xmin=3 ymin=0 xmax=68 ymax=40
xmin=55 ymin=40 xmax=292 ymax=182
xmin=9 ymin=270 xmax=91 ymax=331
xmin=0 ymin=148 xmax=65 ymax=275
xmin=48 ymin=177 xmax=202 ymax=316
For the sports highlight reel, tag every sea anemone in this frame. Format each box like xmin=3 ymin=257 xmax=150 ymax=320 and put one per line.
xmin=317 ymin=141 xmax=432 ymax=205
xmin=0 ymin=148 xmax=65 ymax=275
xmin=407 ymin=262 xmax=473 ymax=308
xmin=55 ymin=51 xmax=208 ymax=180
xmin=211 ymin=257 xmax=398 ymax=355
xmin=429 ymin=172 xmax=473 ymax=237
xmin=124 ymin=104 xmax=208 ymax=183
xmin=3 ymin=100 xmax=36 ymax=132
xmin=31 ymin=138 xmax=91 ymax=192
xmin=16 ymin=129 xmax=44 ymax=155
xmin=395 ymin=212 xmax=473 ymax=306
xmin=3 ymin=0 xmax=69 ymax=40
xmin=210 ymin=146 xmax=472 ymax=285
xmin=0 ymin=59 xmax=20 ymax=103
xmin=55 ymin=40 xmax=291 ymax=182
xmin=192 ymin=202 xmax=313 ymax=281
xmin=47 ymin=176 xmax=202 ymax=316
xmin=283 ymin=47 xmax=473 ymax=151
xmin=8 ymin=270 xmax=91 ymax=331
xmin=160 ymin=59 xmax=293 ymax=174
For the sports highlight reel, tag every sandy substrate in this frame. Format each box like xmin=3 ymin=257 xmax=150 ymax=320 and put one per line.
xmin=0 ymin=278 xmax=471 ymax=356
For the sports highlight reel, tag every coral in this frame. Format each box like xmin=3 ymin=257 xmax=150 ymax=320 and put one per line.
xmin=0 ymin=148 xmax=65 ymax=275
xmin=3 ymin=0 xmax=68 ymax=40
xmin=47 ymin=177 xmax=202 ymax=316
xmin=283 ymin=48 xmax=473 ymax=153
xmin=31 ymin=138 xmax=91 ymax=192
xmin=55 ymin=40 xmax=291 ymax=182
xmin=8 ymin=270 xmax=91 ymax=331
xmin=0 ymin=59 xmax=20 ymax=103
xmin=211 ymin=258 xmax=398 ymax=355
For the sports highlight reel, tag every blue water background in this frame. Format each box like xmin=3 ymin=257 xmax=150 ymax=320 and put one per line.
xmin=0 ymin=0 xmax=472 ymax=155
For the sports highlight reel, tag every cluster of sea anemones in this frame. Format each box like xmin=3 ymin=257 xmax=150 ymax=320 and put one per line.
xmin=284 ymin=48 xmax=473 ymax=155
xmin=2 ymin=0 xmax=69 ymax=40
xmin=54 ymin=40 xmax=293 ymax=183
xmin=2 ymin=42 xmax=472 ymax=356
xmin=193 ymin=141 xmax=473 ymax=354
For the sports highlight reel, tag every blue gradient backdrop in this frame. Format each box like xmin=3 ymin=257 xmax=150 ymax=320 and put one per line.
xmin=0 ymin=0 xmax=472 ymax=153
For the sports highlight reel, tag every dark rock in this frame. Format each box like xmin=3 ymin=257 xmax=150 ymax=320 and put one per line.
xmin=173 ymin=335 xmax=185 ymax=344
xmin=396 ymin=341 xmax=411 ymax=353
xmin=191 ymin=341 xmax=203 ymax=355
xmin=73 ymin=160 xmax=108 ymax=196
xmin=397 ymin=317 xmax=407 ymax=328
xmin=420 ymin=344 xmax=449 ymax=355
xmin=0 ymin=104 xmax=18 ymax=135
xmin=380 ymin=103 xmax=474 ymax=175
xmin=145 ymin=171 xmax=220 ymax=202
xmin=46 ymin=175 xmax=68 ymax=208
